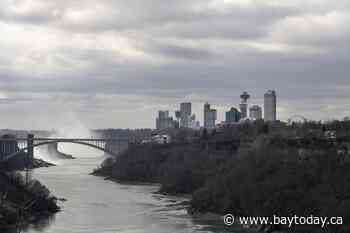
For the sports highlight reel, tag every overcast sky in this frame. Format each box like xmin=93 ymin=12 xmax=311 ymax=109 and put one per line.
xmin=0 ymin=0 xmax=349 ymax=130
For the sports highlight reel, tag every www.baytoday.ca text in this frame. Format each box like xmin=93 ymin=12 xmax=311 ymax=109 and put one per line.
xmin=223 ymin=214 xmax=343 ymax=228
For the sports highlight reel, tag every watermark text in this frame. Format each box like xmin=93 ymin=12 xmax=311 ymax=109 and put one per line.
xmin=223 ymin=214 xmax=343 ymax=228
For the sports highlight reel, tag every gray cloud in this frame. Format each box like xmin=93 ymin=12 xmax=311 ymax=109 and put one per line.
xmin=0 ymin=0 xmax=349 ymax=129
xmin=145 ymin=42 xmax=217 ymax=60
xmin=0 ymin=98 xmax=32 ymax=104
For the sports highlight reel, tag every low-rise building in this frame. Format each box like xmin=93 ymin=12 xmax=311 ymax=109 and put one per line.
xmin=151 ymin=134 xmax=172 ymax=144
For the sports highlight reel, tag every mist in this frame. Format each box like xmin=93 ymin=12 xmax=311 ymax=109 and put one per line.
xmin=45 ymin=108 xmax=105 ymax=158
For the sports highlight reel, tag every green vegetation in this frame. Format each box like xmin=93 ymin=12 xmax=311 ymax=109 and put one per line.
xmin=0 ymin=134 xmax=59 ymax=232
xmin=94 ymin=120 xmax=350 ymax=233
xmin=94 ymin=142 xmax=225 ymax=194
xmin=0 ymin=172 xmax=59 ymax=231
xmin=191 ymin=137 xmax=350 ymax=233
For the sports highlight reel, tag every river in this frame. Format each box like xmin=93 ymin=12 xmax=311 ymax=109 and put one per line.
xmin=22 ymin=147 xmax=245 ymax=233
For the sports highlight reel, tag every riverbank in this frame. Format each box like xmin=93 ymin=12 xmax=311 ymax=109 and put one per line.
xmin=92 ymin=142 xmax=225 ymax=195
xmin=26 ymin=156 xmax=221 ymax=233
xmin=0 ymin=171 xmax=60 ymax=232
xmin=93 ymin=128 xmax=350 ymax=233
xmin=0 ymin=151 xmax=55 ymax=171
xmin=0 ymin=149 xmax=59 ymax=231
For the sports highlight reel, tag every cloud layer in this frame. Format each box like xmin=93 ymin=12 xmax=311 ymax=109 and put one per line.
xmin=0 ymin=0 xmax=349 ymax=129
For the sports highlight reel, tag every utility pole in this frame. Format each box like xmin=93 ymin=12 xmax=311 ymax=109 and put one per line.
xmin=26 ymin=134 xmax=34 ymax=186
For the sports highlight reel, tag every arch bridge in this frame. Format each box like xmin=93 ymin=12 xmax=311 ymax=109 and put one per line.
xmin=0 ymin=134 xmax=131 ymax=164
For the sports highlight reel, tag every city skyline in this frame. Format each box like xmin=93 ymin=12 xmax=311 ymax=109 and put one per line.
xmin=156 ymin=90 xmax=276 ymax=129
xmin=0 ymin=0 xmax=349 ymax=130
xmin=1 ymin=2 xmax=350 ymax=233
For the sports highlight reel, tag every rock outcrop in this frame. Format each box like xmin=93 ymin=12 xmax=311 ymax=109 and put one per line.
xmin=0 ymin=172 xmax=59 ymax=231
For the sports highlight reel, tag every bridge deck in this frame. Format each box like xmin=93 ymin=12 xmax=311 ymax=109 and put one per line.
xmin=0 ymin=137 xmax=131 ymax=162
xmin=1 ymin=138 xmax=130 ymax=142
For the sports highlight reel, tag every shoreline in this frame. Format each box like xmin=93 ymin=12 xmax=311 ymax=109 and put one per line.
xmin=91 ymin=171 xmax=285 ymax=233
xmin=91 ymin=173 xmax=160 ymax=186
xmin=0 ymin=157 xmax=60 ymax=232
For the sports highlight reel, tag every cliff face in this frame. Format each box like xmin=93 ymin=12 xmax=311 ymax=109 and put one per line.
xmin=104 ymin=140 xmax=130 ymax=157
xmin=0 ymin=172 xmax=59 ymax=231
xmin=0 ymin=135 xmax=59 ymax=231
xmin=0 ymin=152 xmax=55 ymax=171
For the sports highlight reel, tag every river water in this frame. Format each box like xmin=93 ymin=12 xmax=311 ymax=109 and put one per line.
xmin=22 ymin=148 xmax=246 ymax=233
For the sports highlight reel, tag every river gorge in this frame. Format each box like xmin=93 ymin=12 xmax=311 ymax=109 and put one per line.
xmin=22 ymin=147 xmax=241 ymax=233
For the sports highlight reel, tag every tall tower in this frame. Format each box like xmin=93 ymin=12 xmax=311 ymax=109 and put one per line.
xmin=239 ymin=91 xmax=250 ymax=119
xmin=204 ymin=102 xmax=210 ymax=128
xmin=204 ymin=102 xmax=217 ymax=128
xmin=264 ymin=90 xmax=277 ymax=121
xmin=180 ymin=102 xmax=192 ymax=128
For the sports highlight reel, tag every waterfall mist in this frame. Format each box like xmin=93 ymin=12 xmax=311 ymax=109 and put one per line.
xmin=47 ymin=108 xmax=105 ymax=158
xmin=34 ymin=146 xmax=63 ymax=165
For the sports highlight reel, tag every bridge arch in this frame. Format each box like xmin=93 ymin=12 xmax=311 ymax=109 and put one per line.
xmin=3 ymin=139 xmax=119 ymax=162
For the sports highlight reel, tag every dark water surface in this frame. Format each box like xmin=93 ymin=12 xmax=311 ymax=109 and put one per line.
xmin=23 ymin=155 xmax=245 ymax=233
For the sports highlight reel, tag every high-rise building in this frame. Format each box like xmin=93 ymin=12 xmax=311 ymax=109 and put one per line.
xmin=249 ymin=105 xmax=263 ymax=120
xmin=180 ymin=102 xmax=192 ymax=128
xmin=239 ymin=91 xmax=250 ymax=119
xmin=204 ymin=102 xmax=217 ymax=129
xmin=175 ymin=110 xmax=181 ymax=127
xmin=180 ymin=102 xmax=191 ymax=115
xmin=226 ymin=107 xmax=241 ymax=123
xmin=175 ymin=110 xmax=181 ymax=121
xmin=156 ymin=111 xmax=176 ymax=130
xmin=264 ymin=90 xmax=277 ymax=121
xmin=204 ymin=102 xmax=210 ymax=127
